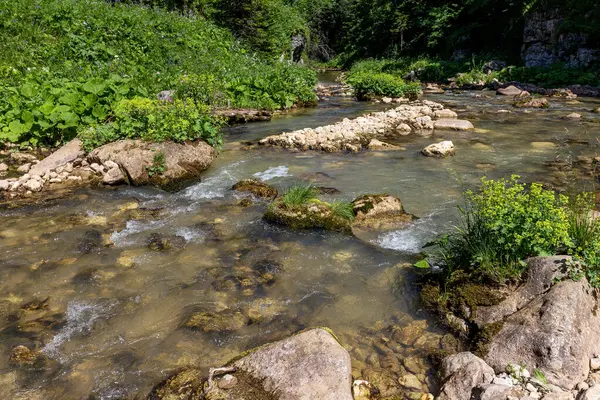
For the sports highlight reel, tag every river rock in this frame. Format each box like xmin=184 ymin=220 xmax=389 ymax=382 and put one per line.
xmin=434 ymin=119 xmax=474 ymax=131
xmin=0 ymin=163 xmax=7 ymax=172
xmin=480 ymin=259 xmax=600 ymax=390
xmin=232 ymin=179 xmax=277 ymax=199
xmin=564 ymin=112 xmax=581 ymax=119
xmin=264 ymin=200 xmax=352 ymax=232
xmin=232 ymin=328 xmax=353 ymax=400
xmin=579 ymin=385 xmax=600 ymax=400
xmin=366 ymin=139 xmax=402 ymax=150
xmin=434 ymin=109 xmax=458 ymax=119
xmin=10 ymin=152 xmax=37 ymax=164
xmin=351 ymin=194 xmax=413 ymax=232
xmin=9 ymin=345 xmax=41 ymax=366
xmin=183 ymin=308 xmax=248 ymax=332
xmin=438 ymin=352 xmax=495 ymax=400
xmin=422 ymin=141 xmax=455 ymax=157
xmin=0 ymin=180 xmax=9 ymax=191
xmin=24 ymin=179 xmax=43 ymax=192
xmin=103 ymin=165 xmax=125 ymax=185
xmin=29 ymin=138 xmax=84 ymax=177
xmin=497 ymin=85 xmax=530 ymax=97
xmin=514 ymin=97 xmax=549 ymax=108
xmin=17 ymin=163 xmax=31 ymax=173
xmin=88 ymin=139 xmax=215 ymax=188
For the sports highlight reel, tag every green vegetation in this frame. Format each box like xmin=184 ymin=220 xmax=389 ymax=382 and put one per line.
xmin=281 ymin=184 xmax=318 ymax=207
xmin=425 ymin=175 xmax=600 ymax=287
xmin=146 ymin=151 xmax=167 ymax=177
xmin=345 ymin=69 xmax=421 ymax=100
xmin=0 ymin=0 xmax=317 ymax=148
xmin=330 ymin=201 xmax=355 ymax=221
xmin=498 ymin=65 xmax=600 ymax=88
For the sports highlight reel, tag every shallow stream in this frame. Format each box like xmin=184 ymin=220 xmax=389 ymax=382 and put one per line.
xmin=1 ymin=76 xmax=599 ymax=399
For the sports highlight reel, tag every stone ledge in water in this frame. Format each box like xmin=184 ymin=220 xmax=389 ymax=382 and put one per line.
xmin=433 ymin=119 xmax=474 ymax=131
xmin=258 ymin=100 xmax=451 ymax=152
xmin=351 ymin=194 xmax=414 ymax=232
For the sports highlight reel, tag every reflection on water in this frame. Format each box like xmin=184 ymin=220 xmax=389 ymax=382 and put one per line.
xmin=0 ymin=89 xmax=599 ymax=399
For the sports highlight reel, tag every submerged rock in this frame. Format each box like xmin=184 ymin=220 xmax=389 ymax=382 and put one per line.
xmin=183 ymin=308 xmax=248 ymax=333
xmin=9 ymin=345 xmax=42 ymax=366
xmin=433 ymin=119 xmax=474 ymax=131
xmin=232 ymin=179 xmax=277 ymax=199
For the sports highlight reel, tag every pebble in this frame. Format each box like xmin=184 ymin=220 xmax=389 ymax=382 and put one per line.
xmin=217 ymin=374 xmax=238 ymax=389
xmin=67 ymin=176 xmax=82 ymax=181
xmin=49 ymin=178 xmax=62 ymax=184
xmin=0 ymin=180 xmax=9 ymax=191
xmin=24 ymin=179 xmax=42 ymax=192
xmin=0 ymin=163 xmax=7 ymax=172
xmin=49 ymin=171 xmax=58 ymax=178
xmin=65 ymin=163 xmax=74 ymax=173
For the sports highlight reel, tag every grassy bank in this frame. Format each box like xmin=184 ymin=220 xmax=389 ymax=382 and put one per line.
xmin=0 ymin=0 xmax=317 ymax=148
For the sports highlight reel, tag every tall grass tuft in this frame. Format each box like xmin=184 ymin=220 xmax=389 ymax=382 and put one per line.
xmin=281 ymin=184 xmax=317 ymax=207
xmin=330 ymin=201 xmax=355 ymax=220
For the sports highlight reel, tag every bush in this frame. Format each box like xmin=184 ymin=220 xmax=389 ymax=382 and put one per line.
xmin=79 ymin=97 xmax=222 ymax=151
xmin=498 ymin=64 xmax=600 ymax=88
xmin=567 ymin=193 xmax=600 ymax=287
xmin=432 ymin=175 xmax=572 ymax=283
xmin=346 ymin=71 xmax=421 ymax=100
xmin=0 ymin=0 xmax=317 ymax=147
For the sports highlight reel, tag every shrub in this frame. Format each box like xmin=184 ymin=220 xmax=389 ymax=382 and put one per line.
xmin=567 ymin=193 xmax=600 ymax=287
xmin=346 ymin=71 xmax=421 ymax=100
xmin=432 ymin=175 xmax=572 ymax=283
xmin=79 ymin=97 xmax=222 ymax=151
xmin=281 ymin=184 xmax=318 ymax=207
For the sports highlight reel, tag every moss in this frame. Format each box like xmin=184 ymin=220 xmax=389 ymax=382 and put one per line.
xmin=352 ymin=193 xmax=390 ymax=215
xmin=264 ymin=200 xmax=352 ymax=233
xmin=232 ymin=179 xmax=277 ymax=199
xmin=473 ymin=321 xmax=505 ymax=358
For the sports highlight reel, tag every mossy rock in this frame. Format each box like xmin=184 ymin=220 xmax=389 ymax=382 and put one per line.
xmin=351 ymin=194 xmax=413 ymax=230
xmin=264 ymin=200 xmax=352 ymax=233
xmin=513 ymin=97 xmax=549 ymax=109
xmin=232 ymin=179 xmax=277 ymax=199
xmin=147 ymin=368 xmax=204 ymax=400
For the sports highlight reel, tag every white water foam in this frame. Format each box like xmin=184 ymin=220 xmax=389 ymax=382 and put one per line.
xmin=253 ymin=166 xmax=290 ymax=181
xmin=375 ymin=213 xmax=438 ymax=253
xmin=175 ymin=226 xmax=205 ymax=242
xmin=182 ymin=161 xmax=245 ymax=200
xmin=43 ymin=300 xmax=116 ymax=360
xmin=110 ymin=220 xmax=166 ymax=247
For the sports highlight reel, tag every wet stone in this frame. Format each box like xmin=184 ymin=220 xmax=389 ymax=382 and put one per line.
xmin=232 ymin=179 xmax=277 ymax=199
xmin=183 ymin=308 xmax=248 ymax=332
xmin=77 ymin=230 xmax=102 ymax=254
xmin=9 ymin=345 xmax=41 ymax=366
xmin=218 ymin=374 xmax=238 ymax=389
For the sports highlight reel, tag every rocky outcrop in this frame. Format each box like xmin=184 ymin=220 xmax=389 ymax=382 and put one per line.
xmin=473 ymin=257 xmax=600 ymax=390
xmin=258 ymin=100 xmax=468 ymax=152
xmin=264 ymin=200 xmax=352 ymax=233
xmin=88 ymin=139 xmax=215 ymax=189
xmin=522 ymin=9 xmax=600 ymax=68
xmin=351 ymin=194 xmax=413 ymax=232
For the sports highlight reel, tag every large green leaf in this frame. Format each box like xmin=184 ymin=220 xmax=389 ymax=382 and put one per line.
xmin=82 ymin=78 xmax=107 ymax=95
xmin=92 ymin=104 xmax=108 ymax=120
xmin=59 ymin=92 xmax=80 ymax=107
xmin=20 ymin=84 xmax=36 ymax=98
xmin=82 ymin=94 xmax=97 ymax=108
xmin=39 ymin=100 xmax=55 ymax=116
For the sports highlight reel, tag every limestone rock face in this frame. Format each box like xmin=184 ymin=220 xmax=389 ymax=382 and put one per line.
xmin=88 ymin=139 xmax=215 ymax=188
xmin=438 ymin=352 xmax=495 ymax=400
xmin=476 ymin=257 xmax=600 ymax=390
xmin=232 ymin=329 xmax=353 ymax=400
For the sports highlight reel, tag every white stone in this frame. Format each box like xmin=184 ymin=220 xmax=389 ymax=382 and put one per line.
xmin=24 ymin=179 xmax=42 ymax=192
xmin=492 ymin=376 xmax=514 ymax=386
xmin=0 ymin=163 xmax=8 ymax=172
xmin=104 ymin=160 xmax=119 ymax=170
xmin=217 ymin=374 xmax=238 ymax=390
xmin=17 ymin=163 xmax=31 ymax=173
xmin=591 ymin=357 xmax=600 ymax=371
xmin=49 ymin=178 xmax=62 ymax=184
xmin=67 ymin=176 xmax=82 ymax=181
xmin=65 ymin=163 xmax=74 ymax=173
xmin=0 ymin=180 xmax=9 ymax=191
xmin=422 ymin=141 xmax=455 ymax=157
xmin=90 ymin=163 xmax=104 ymax=173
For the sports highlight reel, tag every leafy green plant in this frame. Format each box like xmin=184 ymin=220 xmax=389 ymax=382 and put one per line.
xmin=146 ymin=151 xmax=167 ymax=177
xmin=79 ymin=97 xmax=223 ymax=151
xmin=346 ymin=71 xmax=421 ymax=100
xmin=330 ymin=201 xmax=355 ymax=220
xmin=281 ymin=184 xmax=318 ymax=207
xmin=567 ymin=193 xmax=600 ymax=287
xmin=431 ymin=175 xmax=572 ymax=283
xmin=533 ymin=368 xmax=548 ymax=384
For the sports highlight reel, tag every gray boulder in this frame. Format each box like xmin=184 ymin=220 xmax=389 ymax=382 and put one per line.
xmin=434 ymin=119 xmax=474 ymax=131
xmin=29 ymin=138 xmax=84 ymax=177
xmin=480 ymin=259 xmax=600 ymax=390
xmin=438 ymin=352 xmax=495 ymax=400
xmin=232 ymin=328 xmax=353 ymax=400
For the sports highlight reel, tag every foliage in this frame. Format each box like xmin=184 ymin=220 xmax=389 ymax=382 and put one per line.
xmin=146 ymin=151 xmax=167 ymax=177
xmin=498 ymin=64 xmax=600 ymax=88
xmin=0 ymin=0 xmax=316 ymax=147
xmin=281 ymin=184 xmax=318 ymax=207
xmin=79 ymin=98 xmax=223 ymax=151
xmin=567 ymin=193 xmax=600 ymax=287
xmin=533 ymin=368 xmax=548 ymax=385
xmin=330 ymin=201 xmax=355 ymax=221
xmin=345 ymin=67 xmax=421 ymax=100
xmin=431 ymin=176 xmax=572 ymax=283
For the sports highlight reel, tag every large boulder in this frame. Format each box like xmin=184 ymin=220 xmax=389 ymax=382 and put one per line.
xmin=477 ymin=257 xmax=600 ymax=390
xmin=496 ymin=85 xmax=530 ymax=97
xmin=422 ymin=141 xmax=455 ymax=157
xmin=88 ymin=139 xmax=215 ymax=189
xmin=438 ymin=352 xmax=495 ymax=400
xmin=351 ymin=194 xmax=413 ymax=232
xmin=29 ymin=138 xmax=84 ymax=177
xmin=232 ymin=328 xmax=353 ymax=400
xmin=264 ymin=200 xmax=352 ymax=233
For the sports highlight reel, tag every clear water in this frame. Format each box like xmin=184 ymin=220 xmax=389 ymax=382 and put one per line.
xmin=1 ymin=82 xmax=599 ymax=399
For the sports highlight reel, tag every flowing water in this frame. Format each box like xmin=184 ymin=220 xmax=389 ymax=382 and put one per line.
xmin=1 ymin=77 xmax=600 ymax=399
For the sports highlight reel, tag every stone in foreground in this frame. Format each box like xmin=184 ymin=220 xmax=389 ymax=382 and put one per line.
xmin=232 ymin=329 xmax=352 ymax=400
xmin=437 ymin=352 xmax=495 ymax=400
xmin=422 ymin=141 xmax=455 ymax=157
